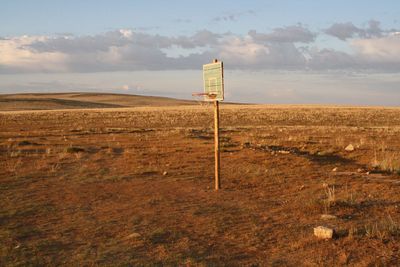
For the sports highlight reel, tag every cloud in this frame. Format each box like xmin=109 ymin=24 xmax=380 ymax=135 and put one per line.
xmin=364 ymin=20 xmax=383 ymax=38
xmin=306 ymin=32 xmax=400 ymax=71
xmin=307 ymin=48 xmax=357 ymax=69
xmin=351 ymin=33 xmax=400 ymax=70
xmin=117 ymin=83 xmax=146 ymax=92
xmin=325 ymin=20 xmax=385 ymax=40
xmin=0 ymin=28 xmax=308 ymax=73
xmin=27 ymin=29 xmax=220 ymax=53
xmin=0 ymin=35 xmax=68 ymax=73
xmin=213 ymin=10 xmax=255 ymax=22
xmin=249 ymin=25 xmax=316 ymax=43
xmin=324 ymin=22 xmax=363 ymax=40
xmin=172 ymin=30 xmax=223 ymax=49
xmin=2 ymin=22 xmax=400 ymax=73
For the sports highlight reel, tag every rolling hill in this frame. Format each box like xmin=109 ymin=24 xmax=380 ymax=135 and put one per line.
xmin=0 ymin=93 xmax=196 ymax=111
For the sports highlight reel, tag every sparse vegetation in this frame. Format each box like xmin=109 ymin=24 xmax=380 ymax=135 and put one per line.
xmin=1 ymin=99 xmax=400 ymax=265
xmin=323 ymin=185 xmax=336 ymax=213
xmin=364 ymin=216 xmax=400 ymax=240
xmin=372 ymin=151 xmax=400 ymax=174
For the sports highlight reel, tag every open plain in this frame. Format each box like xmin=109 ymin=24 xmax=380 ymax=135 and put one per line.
xmin=1 ymin=94 xmax=400 ymax=266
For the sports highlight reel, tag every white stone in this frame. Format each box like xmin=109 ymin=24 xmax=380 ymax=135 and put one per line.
xmin=345 ymin=144 xmax=354 ymax=152
xmin=314 ymin=226 xmax=334 ymax=239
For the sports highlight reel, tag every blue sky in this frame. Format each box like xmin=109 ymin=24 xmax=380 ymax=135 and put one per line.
xmin=1 ymin=0 xmax=400 ymax=105
xmin=2 ymin=0 xmax=399 ymax=36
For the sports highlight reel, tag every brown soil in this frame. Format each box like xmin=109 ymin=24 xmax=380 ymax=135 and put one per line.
xmin=1 ymin=104 xmax=400 ymax=266
xmin=0 ymin=93 xmax=195 ymax=111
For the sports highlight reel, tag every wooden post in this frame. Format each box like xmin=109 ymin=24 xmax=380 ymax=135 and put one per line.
xmin=214 ymin=100 xmax=220 ymax=190
xmin=213 ymin=58 xmax=221 ymax=190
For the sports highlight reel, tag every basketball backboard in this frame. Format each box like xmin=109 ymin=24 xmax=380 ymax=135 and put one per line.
xmin=203 ymin=61 xmax=224 ymax=101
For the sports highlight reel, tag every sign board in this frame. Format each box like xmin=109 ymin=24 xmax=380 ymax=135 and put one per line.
xmin=203 ymin=61 xmax=224 ymax=101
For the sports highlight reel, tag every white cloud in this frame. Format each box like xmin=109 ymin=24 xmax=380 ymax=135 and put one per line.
xmin=352 ymin=35 xmax=400 ymax=62
xmin=1 ymin=22 xmax=400 ymax=73
xmin=119 ymin=29 xmax=133 ymax=39
xmin=0 ymin=28 xmax=309 ymax=73
xmin=0 ymin=35 xmax=68 ymax=72
xmin=217 ymin=35 xmax=270 ymax=65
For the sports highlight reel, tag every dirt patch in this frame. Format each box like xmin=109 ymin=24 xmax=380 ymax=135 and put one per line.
xmin=1 ymin=105 xmax=400 ymax=265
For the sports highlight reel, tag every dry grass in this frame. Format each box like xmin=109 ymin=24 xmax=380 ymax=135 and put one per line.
xmin=372 ymin=151 xmax=400 ymax=174
xmin=0 ymin=92 xmax=195 ymax=111
xmin=364 ymin=216 xmax=400 ymax=240
xmin=323 ymin=184 xmax=336 ymax=213
xmin=1 ymin=103 xmax=400 ymax=266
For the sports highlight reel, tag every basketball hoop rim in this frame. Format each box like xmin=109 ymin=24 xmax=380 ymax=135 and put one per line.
xmin=192 ymin=92 xmax=217 ymax=97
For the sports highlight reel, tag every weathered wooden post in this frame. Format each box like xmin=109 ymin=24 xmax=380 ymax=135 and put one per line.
xmin=213 ymin=87 xmax=221 ymax=190
xmin=195 ymin=59 xmax=224 ymax=190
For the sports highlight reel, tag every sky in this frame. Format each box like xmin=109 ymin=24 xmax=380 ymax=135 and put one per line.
xmin=1 ymin=0 xmax=400 ymax=105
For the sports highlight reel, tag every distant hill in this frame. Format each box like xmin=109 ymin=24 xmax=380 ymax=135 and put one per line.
xmin=0 ymin=93 xmax=196 ymax=111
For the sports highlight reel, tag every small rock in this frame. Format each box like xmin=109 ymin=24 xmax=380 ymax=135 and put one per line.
xmin=125 ymin=233 xmax=141 ymax=239
xmin=162 ymin=171 xmax=168 ymax=176
xmin=320 ymin=214 xmax=337 ymax=220
xmin=314 ymin=226 xmax=334 ymax=239
xmin=332 ymin=167 xmax=338 ymax=172
xmin=345 ymin=144 xmax=354 ymax=152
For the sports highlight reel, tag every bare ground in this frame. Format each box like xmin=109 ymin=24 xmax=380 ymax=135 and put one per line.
xmin=1 ymin=104 xmax=400 ymax=266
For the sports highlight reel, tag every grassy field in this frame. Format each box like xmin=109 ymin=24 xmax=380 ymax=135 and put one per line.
xmin=0 ymin=93 xmax=195 ymax=111
xmin=1 ymin=95 xmax=400 ymax=265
